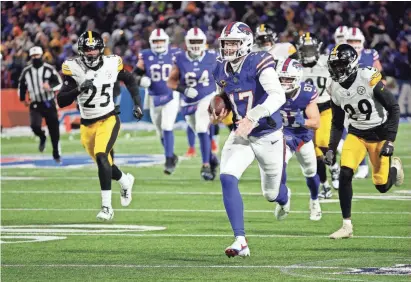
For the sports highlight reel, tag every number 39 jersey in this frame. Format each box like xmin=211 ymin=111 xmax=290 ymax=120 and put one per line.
xmin=62 ymin=55 xmax=122 ymax=119
xmin=302 ymin=55 xmax=331 ymax=110
xmin=139 ymin=47 xmax=181 ymax=97
xmin=328 ymin=67 xmax=387 ymax=130
xmin=174 ymin=50 xmax=217 ymax=104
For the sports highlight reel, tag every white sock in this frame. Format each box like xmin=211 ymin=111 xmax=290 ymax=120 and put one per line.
xmin=235 ymin=236 xmax=246 ymax=243
xmin=343 ymin=219 xmax=352 ymax=226
xmin=321 ymin=181 xmax=330 ymax=188
xmin=331 ymin=163 xmax=339 ymax=170
xmin=101 ymin=190 xmax=112 ymax=208
xmin=118 ymin=172 xmax=128 ymax=186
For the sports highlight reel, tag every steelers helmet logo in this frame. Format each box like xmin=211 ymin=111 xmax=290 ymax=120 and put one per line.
xmin=357 ymin=86 xmax=366 ymax=95
xmin=86 ymin=38 xmax=97 ymax=47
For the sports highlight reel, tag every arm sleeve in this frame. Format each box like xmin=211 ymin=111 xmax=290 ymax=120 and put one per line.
xmin=373 ymin=81 xmax=400 ymax=142
xmin=57 ymin=75 xmax=81 ymax=108
xmin=117 ymin=69 xmax=142 ymax=107
xmin=49 ymin=67 xmax=63 ymax=91
xmin=328 ymin=100 xmax=346 ymax=153
xmin=246 ymin=67 xmax=286 ymax=122
xmin=18 ymin=70 xmax=28 ymax=101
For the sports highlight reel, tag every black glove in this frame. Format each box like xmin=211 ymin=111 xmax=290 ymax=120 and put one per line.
xmin=133 ymin=105 xmax=143 ymax=120
xmin=379 ymin=140 xmax=394 ymax=157
xmin=324 ymin=150 xmax=335 ymax=166
xmin=80 ymin=79 xmax=94 ymax=92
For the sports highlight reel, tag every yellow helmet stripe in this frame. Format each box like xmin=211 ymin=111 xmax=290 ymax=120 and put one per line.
xmin=88 ymin=31 xmax=92 ymax=42
xmin=260 ymin=24 xmax=265 ymax=32
xmin=331 ymin=44 xmax=340 ymax=55
xmin=305 ymin=32 xmax=310 ymax=40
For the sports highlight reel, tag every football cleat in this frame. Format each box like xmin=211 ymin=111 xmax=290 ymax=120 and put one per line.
xmin=211 ymin=139 xmax=219 ymax=153
xmin=274 ymin=188 xmax=291 ymax=220
xmin=392 ymin=157 xmax=404 ymax=187
xmin=309 ymin=199 xmax=322 ymax=221
xmin=354 ymin=165 xmax=369 ymax=179
xmin=96 ymin=206 xmax=114 ymax=221
xmin=319 ymin=183 xmax=332 ymax=199
xmin=330 ymin=164 xmax=340 ymax=189
xmin=120 ymin=173 xmax=134 ymax=207
xmin=225 ymin=236 xmax=250 ymax=258
xmin=201 ymin=165 xmax=214 ymax=181
xmin=185 ymin=147 xmax=197 ymax=158
xmin=330 ymin=222 xmax=353 ymax=239
xmin=164 ymin=154 xmax=178 ymax=175
xmin=39 ymin=136 xmax=46 ymax=152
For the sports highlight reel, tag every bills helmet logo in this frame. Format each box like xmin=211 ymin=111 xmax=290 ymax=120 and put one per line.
xmin=238 ymin=24 xmax=252 ymax=35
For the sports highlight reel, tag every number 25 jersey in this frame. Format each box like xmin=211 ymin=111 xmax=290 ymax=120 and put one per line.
xmin=62 ymin=55 xmax=122 ymax=119
xmin=328 ymin=67 xmax=387 ymax=130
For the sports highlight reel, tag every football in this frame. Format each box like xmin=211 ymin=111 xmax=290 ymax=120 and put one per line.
xmin=208 ymin=94 xmax=231 ymax=116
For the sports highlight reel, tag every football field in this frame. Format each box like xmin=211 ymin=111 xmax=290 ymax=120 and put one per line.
xmin=1 ymin=124 xmax=410 ymax=281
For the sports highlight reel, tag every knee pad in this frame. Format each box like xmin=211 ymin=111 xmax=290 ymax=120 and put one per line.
xmin=340 ymin=166 xmax=354 ymax=184
xmin=261 ymin=174 xmax=279 ymax=202
xmin=95 ymin=153 xmax=110 ymax=170
xmin=302 ymin=166 xmax=317 ymax=178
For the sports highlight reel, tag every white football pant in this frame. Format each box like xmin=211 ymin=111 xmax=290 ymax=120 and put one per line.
xmin=285 ymin=140 xmax=317 ymax=178
xmin=184 ymin=93 xmax=215 ymax=134
xmin=149 ymin=91 xmax=180 ymax=136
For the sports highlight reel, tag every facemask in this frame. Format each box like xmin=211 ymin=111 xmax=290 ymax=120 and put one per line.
xmin=32 ymin=58 xmax=43 ymax=68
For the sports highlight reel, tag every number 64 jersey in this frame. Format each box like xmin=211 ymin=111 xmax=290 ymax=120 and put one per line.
xmin=62 ymin=55 xmax=122 ymax=119
xmin=327 ymin=67 xmax=387 ymax=131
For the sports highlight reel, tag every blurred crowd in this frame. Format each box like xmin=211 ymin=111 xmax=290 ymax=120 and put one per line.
xmin=1 ymin=1 xmax=410 ymax=89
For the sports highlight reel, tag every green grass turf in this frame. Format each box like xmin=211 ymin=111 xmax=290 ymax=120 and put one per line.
xmin=1 ymin=124 xmax=411 ymax=281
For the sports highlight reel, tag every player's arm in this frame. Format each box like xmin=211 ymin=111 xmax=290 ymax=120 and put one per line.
xmin=49 ymin=67 xmax=63 ymax=92
xmin=133 ymin=55 xmax=151 ymax=88
xmin=303 ymin=102 xmax=320 ymax=129
xmin=57 ymin=75 xmax=82 ymax=108
xmin=373 ymin=81 xmax=400 ymax=142
xmin=328 ymin=100 xmax=345 ymax=153
xmin=246 ymin=66 xmax=286 ymax=122
xmin=18 ymin=69 xmax=28 ymax=104
xmin=118 ymin=68 xmax=143 ymax=120
xmin=167 ymin=65 xmax=180 ymax=90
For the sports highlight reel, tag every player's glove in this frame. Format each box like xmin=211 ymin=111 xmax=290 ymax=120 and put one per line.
xmin=140 ymin=76 xmax=151 ymax=88
xmin=184 ymin=87 xmax=199 ymax=99
xmin=133 ymin=105 xmax=143 ymax=121
xmin=294 ymin=110 xmax=306 ymax=127
xmin=324 ymin=150 xmax=335 ymax=166
xmin=80 ymin=79 xmax=94 ymax=92
xmin=379 ymin=140 xmax=394 ymax=157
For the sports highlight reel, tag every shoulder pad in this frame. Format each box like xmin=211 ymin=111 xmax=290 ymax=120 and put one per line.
xmin=360 ymin=67 xmax=381 ymax=87
xmin=62 ymin=60 xmax=73 ymax=76
xmin=287 ymin=44 xmax=297 ymax=55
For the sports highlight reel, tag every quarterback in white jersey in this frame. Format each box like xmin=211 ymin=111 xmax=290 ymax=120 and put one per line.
xmin=58 ymin=31 xmax=143 ymax=221
xmin=253 ymin=24 xmax=297 ymax=60
xmin=324 ymin=44 xmax=403 ymax=239
xmin=296 ymin=32 xmax=340 ymax=197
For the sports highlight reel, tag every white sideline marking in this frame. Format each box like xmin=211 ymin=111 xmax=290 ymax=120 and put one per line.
xmin=2 ymin=208 xmax=410 ymax=214
xmin=0 ymin=264 xmax=347 ymax=269
xmin=1 ymin=236 xmax=66 ymax=244
xmin=1 ymin=233 xmax=409 ymax=239
xmin=1 ymin=224 xmax=166 ymax=233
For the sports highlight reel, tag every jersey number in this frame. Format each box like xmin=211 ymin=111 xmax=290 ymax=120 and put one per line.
xmin=280 ymin=110 xmax=301 ymax=127
xmin=305 ymin=77 xmax=326 ymax=96
xmin=150 ymin=64 xmax=172 ymax=82
xmin=229 ymin=90 xmax=254 ymax=120
xmin=185 ymin=70 xmax=209 ymax=87
xmin=83 ymin=84 xmax=111 ymax=108
xmin=343 ymin=99 xmax=372 ymax=121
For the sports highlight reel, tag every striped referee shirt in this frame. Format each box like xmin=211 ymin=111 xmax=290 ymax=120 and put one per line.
xmin=18 ymin=63 xmax=63 ymax=103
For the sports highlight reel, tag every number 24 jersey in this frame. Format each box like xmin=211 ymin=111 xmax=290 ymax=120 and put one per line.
xmin=328 ymin=67 xmax=387 ymax=130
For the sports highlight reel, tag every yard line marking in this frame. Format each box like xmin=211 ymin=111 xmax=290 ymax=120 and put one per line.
xmin=1 ymin=233 xmax=409 ymax=239
xmin=2 ymin=190 xmax=410 ymax=199
xmin=2 ymin=208 xmax=410 ymax=214
xmin=0 ymin=264 xmax=348 ymax=269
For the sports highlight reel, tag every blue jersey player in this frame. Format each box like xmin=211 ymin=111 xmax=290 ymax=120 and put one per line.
xmin=276 ymin=58 xmax=322 ymax=221
xmin=210 ymin=22 xmax=288 ymax=258
xmin=167 ymin=27 xmax=219 ymax=181
xmin=135 ymin=28 xmax=181 ymax=175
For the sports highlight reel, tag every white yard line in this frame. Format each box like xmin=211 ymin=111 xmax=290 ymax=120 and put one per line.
xmin=1 ymin=208 xmax=410 ymax=214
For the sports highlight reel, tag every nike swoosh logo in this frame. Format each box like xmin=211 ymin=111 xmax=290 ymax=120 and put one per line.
xmin=271 ymin=140 xmax=278 ymax=145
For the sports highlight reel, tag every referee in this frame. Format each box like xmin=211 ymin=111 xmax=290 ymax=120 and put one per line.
xmin=18 ymin=46 xmax=63 ymax=163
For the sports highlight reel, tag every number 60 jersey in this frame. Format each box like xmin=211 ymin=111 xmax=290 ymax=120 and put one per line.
xmin=327 ymin=67 xmax=387 ymax=130
xmin=62 ymin=55 xmax=122 ymax=119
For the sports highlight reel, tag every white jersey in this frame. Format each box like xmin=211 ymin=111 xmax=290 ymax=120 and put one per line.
xmin=328 ymin=67 xmax=387 ymax=130
xmin=62 ymin=55 xmax=123 ymax=119
xmin=252 ymin=42 xmax=297 ymax=60
xmin=302 ymin=55 xmax=331 ymax=105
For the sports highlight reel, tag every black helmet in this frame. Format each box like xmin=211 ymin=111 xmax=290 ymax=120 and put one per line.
xmin=327 ymin=44 xmax=358 ymax=83
xmin=77 ymin=31 xmax=105 ymax=68
xmin=296 ymin=32 xmax=322 ymax=67
xmin=255 ymin=24 xmax=277 ymax=51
